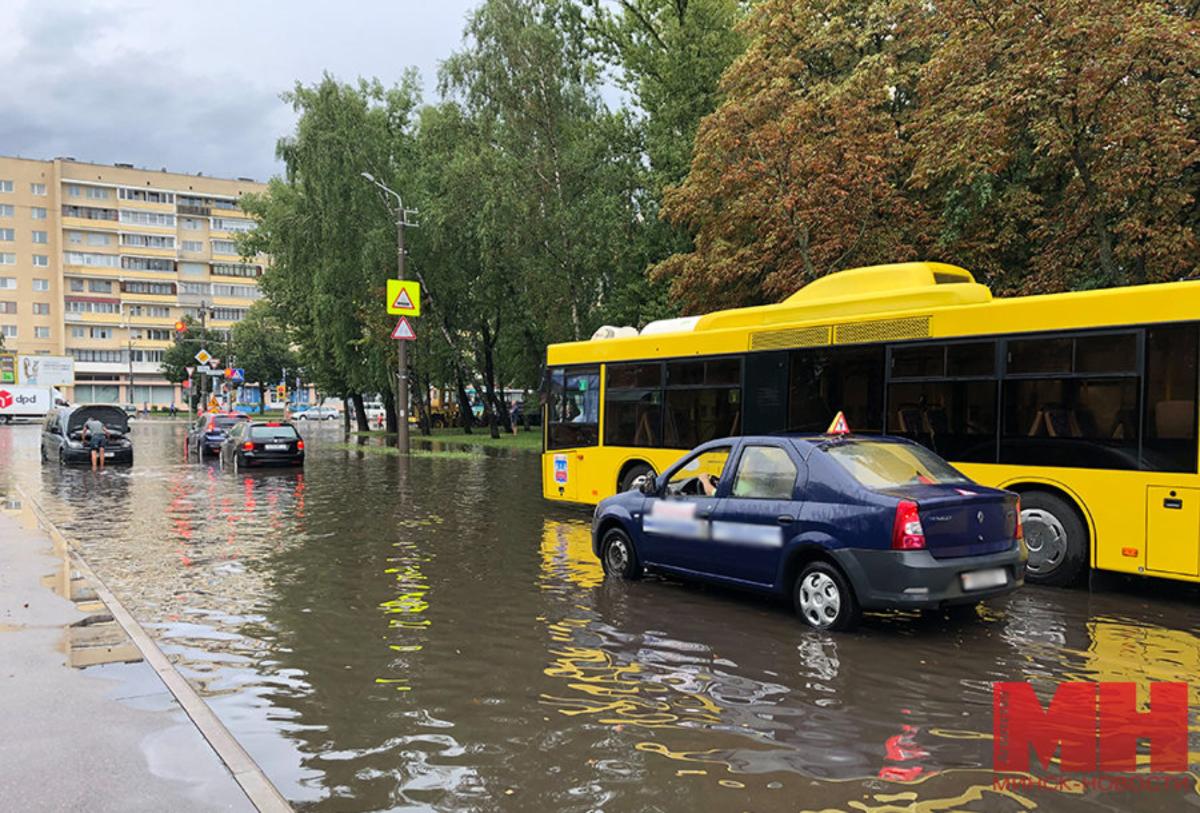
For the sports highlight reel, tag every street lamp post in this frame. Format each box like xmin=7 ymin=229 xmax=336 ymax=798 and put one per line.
xmin=361 ymin=171 xmax=417 ymax=455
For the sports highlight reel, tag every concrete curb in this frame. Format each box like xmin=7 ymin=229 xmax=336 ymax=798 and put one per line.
xmin=17 ymin=486 xmax=293 ymax=813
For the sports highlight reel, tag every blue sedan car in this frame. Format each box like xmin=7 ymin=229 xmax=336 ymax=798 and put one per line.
xmin=592 ymin=435 xmax=1026 ymax=630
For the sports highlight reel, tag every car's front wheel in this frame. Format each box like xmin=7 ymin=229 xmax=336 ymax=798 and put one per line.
xmin=794 ymin=562 xmax=860 ymax=631
xmin=600 ymin=527 xmax=641 ymax=581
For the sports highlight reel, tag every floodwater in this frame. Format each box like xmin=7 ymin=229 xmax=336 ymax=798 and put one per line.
xmin=1 ymin=421 xmax=1198 ymax=812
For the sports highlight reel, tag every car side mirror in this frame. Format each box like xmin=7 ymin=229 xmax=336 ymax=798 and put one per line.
xmin=637 ymin=475 xmax=657 ymax=495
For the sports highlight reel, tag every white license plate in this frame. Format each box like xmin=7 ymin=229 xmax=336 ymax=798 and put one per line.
xmin=104 ymin=451 xmax=115 ymax=458
xmin=961 ymin=567 xmax=1007 ymax=591
xmin=265 ymin=443 xmax=288 ymax=451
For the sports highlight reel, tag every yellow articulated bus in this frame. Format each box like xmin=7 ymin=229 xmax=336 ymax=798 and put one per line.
xmin=542 ymin=262 xmax=1200 ymax=586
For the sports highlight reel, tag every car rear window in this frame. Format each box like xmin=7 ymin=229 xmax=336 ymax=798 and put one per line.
xmin=213 ymin=415 xmax=247 ymax=429
xmin=249 ymin=424 xmax=298 ymax=440
xmin=824 ymin=441 xmax=970 ymax=489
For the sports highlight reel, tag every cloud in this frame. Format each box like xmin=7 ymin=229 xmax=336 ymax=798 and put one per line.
xmin=0 ymin=0 xmax=479 ymax=181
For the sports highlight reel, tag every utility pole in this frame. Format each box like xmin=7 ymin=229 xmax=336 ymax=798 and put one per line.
xmin=361 ymin=172 xmax=417 ymax=454
xmin=199 ymin=301 xmax=208 ymax=410
xmin=127 ymin=338 xmax=135 ymax=409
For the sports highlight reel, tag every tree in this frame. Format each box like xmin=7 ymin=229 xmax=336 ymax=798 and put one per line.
xmin=653 ymin=0 xmax=931 ymax=312
xmin=230 ymin=302 xmax=297 ymax=413
xmin=911 ymin=0 xmax=1200 ymax=292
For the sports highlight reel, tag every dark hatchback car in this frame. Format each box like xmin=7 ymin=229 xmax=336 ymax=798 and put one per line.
xmin=187 ymin=411 xmax=250 ymax=460
xmin=592 ymin=435 xmax=1026 ymax=630
xmin=41 ymin=404 xmax=134 ymax=466
xmin=219 ymin=421 xmax=305 ymax=469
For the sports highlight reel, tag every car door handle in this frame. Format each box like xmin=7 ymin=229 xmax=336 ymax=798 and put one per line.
xmin=697 ymin=510 xmax=712 ymax=519
xmin=776 ymin=515 xmax=795 ymax=525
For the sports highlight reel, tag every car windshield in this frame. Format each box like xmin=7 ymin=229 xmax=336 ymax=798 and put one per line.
xmin=823 ymin=440 xmax=970 ymax=489
xmin=249 ymin=424 xmax=298 ymax=440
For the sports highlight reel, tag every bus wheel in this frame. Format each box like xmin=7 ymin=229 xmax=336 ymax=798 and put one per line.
xmin=1020 ymin=491 xmax=1088 ymax=586
xmin=601 ymin=527 xmax=641 ymax=581
xmin=619 ymin=462 xmax=655 ymax=493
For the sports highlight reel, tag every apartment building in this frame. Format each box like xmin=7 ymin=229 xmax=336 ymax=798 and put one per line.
xmin=0 ymin=155 xmax=267 ymax=405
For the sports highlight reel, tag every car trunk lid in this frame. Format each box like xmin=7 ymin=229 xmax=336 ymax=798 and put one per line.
xmin=886 ymin=484 xmax=1017 ymax=559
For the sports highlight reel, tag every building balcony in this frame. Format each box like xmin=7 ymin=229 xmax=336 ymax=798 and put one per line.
xmin=177 ymin=204 xmax=211 ymax=217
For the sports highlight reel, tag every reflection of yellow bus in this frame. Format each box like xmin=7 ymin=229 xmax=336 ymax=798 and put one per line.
xmin=542 ymin=262 xmax=1200 ymax=587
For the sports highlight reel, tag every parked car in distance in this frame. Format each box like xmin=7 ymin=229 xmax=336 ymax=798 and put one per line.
xmin=295 ymin=406 xmax=339 ymax=421
xmin=41 ymin=404 xmax=134 ymax=466
xmin=592 ymin=434 xmax=1026 ymax=631
xmin=220 ymin=421 xmax=305 ymax=469
xmin=187 ymin=411 xmax=250 ymax=461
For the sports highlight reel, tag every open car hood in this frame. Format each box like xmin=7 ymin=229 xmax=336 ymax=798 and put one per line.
xmin=68 ymin=405 xmax=130 ymax=435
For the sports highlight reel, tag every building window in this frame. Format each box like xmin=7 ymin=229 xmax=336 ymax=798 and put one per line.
xmin=0 ymin=301 xmax=14 ymax=314
xmin=119 ymin=188 xmax=174 ymax=204
xmin=0 ymin=228 xmax=13 ymax=241
xmin=182 ymin=218 xmax=203 ymax=231
xmin=123 ymin=281 xmax=174 ymax=295
xmin=211 ymin=307 xmax=245 ymax=321
xmin=0 ymin=180 xmax=13 ymax=193
xmin=30 ymin=183 xmax=46 ymax=196
xmin=33 ymin=278 xmax=49 ymax=291
xmin=118 ymin=209 xmax=175 ymax=227
xmin=0 ymin=276 xmax=14 ymax=288
xmin=121 ymin=256 xmax=174 ymax=272
xmin=0 ymin=255 xmax=15 ymax=266
xmin=85 ymin=186 xmax=110 ymax=200
xmin=31 ymin=207 xmax=47 ymax=220
xmin=68 ymin=279 xmax=84 ymax=292
xmin=0 ymin=204 xmax=11 ymax=217
xmin=62 ymin=205 xmax=118 ymax=221
xmin=65 ymin=251 xmax=119 ymax=267
xmin=211 ymin=263 xmax=260 ymax=278
xmin=33 ymin=302 xmax=50 ymax=315
xmin=121 ymin=233 xmax=175 ymax=249
xmin=88 ymin=279 xmax=113 ymax=293
xmin=211 ymin=239 xmax=239 ymax=255
xmin=35 ymin=326 xmax=50 ymax=338
xmin=31 ymin=230 xmax=47 ymax=244
xmin=66 ymin=185 xmax=80 ymax=197
xmin=71 ymin=326 xmax=85 ymax=338
xmin=90 ymin=327 xmax=111 ymax=339
xmin=180 ymin=282 xmax=209 ymax=295
xmin=182 ymin=240 xmax=203 ymax=252
xmin=87 ymin=232 xmax=113 ymax=246
xmin=66 ymin=300 xmax=118 ymax=314
xmin=68 ymin=349 xmax=124 ymax=363
xmin=32 ymin=255 xmax=48 ymax=267
xmin=145 ymin=328 xmax=172 ymax=341
xmin=1 ymin=325 xmax=17 ymax=338
xmin=212 ymin=283 xmax=259 ymax=298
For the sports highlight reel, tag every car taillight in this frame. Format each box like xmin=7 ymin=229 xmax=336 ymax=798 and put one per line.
xmin=242 ymin=441 xmax=254 ymax=451
xmin=296 ymin=439 xmax=304 ymax=451
xmin=892 ymin=500 xmax=926 ymax=550
xmin=1014 ymin=497 xmax=1023 ymax=540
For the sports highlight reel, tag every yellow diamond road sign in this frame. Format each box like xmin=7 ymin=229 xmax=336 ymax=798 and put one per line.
xmin=194 ymin=348 xmax=212 ymax=365
xmin=386 ymin=280 xmax=421 ymax=316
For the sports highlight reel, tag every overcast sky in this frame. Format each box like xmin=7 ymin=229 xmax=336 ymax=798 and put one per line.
xmin=0 ymin=0 xmax=481 ymax=182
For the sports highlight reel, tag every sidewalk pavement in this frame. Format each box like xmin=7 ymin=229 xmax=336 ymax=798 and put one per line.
xmin=0 ymin=507 xmax=255 ymax=812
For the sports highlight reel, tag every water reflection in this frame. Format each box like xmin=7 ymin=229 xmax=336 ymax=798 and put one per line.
xmin=0 ymin=421 xmax=1197 ymax=811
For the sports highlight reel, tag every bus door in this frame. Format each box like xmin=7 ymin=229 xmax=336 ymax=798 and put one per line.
xmin=1146 ymin=487 xmax=1200 ymax=576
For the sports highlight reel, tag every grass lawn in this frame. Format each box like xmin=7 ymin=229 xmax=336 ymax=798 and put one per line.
xmin=350 ymin=426 xmax=542 ymax=452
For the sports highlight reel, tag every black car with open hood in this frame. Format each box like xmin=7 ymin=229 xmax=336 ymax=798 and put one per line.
xmin=41 ymin=404 xmax=134 ymax=465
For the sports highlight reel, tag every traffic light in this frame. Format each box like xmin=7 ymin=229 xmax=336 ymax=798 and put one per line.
xmin=276 ymin=384 xmax=286 ymax=399
xmin=174 ymin=320 xmax=187 ymax=334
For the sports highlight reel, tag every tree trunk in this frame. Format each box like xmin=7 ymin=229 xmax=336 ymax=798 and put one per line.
xmin=342 ymin=396 xmax=352 ymax=434
xmin=480 ymin=320 xmax=509 ymax=439
xmin=350 ymin=393 xmax=370 ymax=433
xmin=455 ymin=373 xmax=474 ymax=434
xmin=383 ymin=388 xmax=398 ymax=437
xmin=412 ymin=367 xmax=432 ymax=436
xmin=257 ymin=383 xmax=265 ymax=414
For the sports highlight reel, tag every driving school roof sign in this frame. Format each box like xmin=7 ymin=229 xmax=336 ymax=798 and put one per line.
xmin=386 ymin=280 xmax=421 ymax=316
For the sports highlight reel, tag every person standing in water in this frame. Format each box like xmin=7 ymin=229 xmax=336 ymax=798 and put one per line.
xmin=83 ymin=415 xmax=109 ymax=470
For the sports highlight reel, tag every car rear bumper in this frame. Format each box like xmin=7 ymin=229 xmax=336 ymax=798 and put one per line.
xmin=63 ymin=446 xmax=133 ymax=465
xmin=832 ymin=543 xmax=1026 ymax=609
xmin=239 ymin=452 xmax=304 ymax=467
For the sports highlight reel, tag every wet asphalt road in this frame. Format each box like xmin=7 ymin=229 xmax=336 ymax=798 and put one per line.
xmin=1 ymin=421 xmax=1198 ymax=812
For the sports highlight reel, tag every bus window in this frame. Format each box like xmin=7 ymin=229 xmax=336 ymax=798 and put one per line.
xmin=1143 ymin=324 xmax=1198 ymax=472
xmin=605 ymin=362 xmax=663 ymax=447
xmin=788 ymin=346 xmax=884 ymax=433
xmin=662 ymin=358 xmax=741 ymax=448
xmin=1001 ymin=378 xmax=1139 ymax=469
xmin=887 ymin=380 xmax=997 ymax=463
xmin=547 ymin=366 xmax=599 ymax=449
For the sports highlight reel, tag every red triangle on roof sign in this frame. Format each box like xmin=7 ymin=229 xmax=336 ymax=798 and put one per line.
xmin=826 ymin=410 xmax=850 ymax=435
xmin=391 ymin=316 xmax=416 ymax=341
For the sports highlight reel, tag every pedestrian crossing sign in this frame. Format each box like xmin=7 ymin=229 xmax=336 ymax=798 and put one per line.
xmin=386 ymin=280 xmax=421 ymax=316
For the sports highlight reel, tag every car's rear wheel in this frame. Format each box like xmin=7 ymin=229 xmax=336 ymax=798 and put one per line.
xmin=1020 ymin=491 xmax=1088 ymax=586
xmin=600 ymin=527 xmax=641 ymax=581
xmin=794 ymin=562 xmax=860 ymax=631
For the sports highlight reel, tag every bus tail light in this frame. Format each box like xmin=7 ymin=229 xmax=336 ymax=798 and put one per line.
xmin=892 ymin=500 xmax=925 ymax=550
